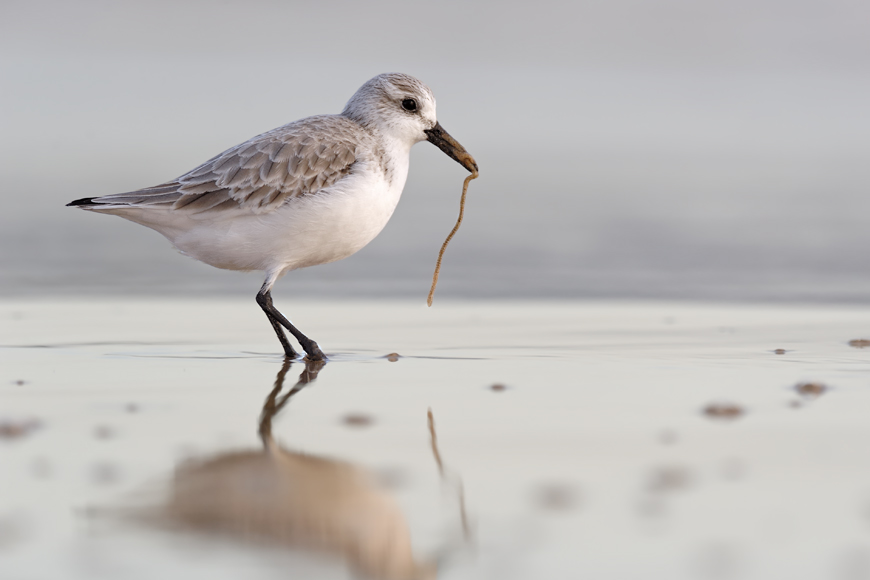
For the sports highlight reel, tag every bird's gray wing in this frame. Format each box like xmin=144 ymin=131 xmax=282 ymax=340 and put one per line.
xmin=92 ymin=116 xmax=365 ymax=215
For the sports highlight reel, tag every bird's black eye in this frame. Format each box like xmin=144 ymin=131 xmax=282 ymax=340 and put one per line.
xmin=401 ymin=98 xmax=417 ymax=112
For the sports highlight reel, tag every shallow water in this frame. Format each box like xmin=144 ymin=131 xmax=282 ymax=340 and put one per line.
xmin=2 ymin=299 xmax=870 ymax=579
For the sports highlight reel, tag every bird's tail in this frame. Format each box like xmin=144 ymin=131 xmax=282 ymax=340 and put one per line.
xmin=66 ymin=197 xmax=98 ymax=207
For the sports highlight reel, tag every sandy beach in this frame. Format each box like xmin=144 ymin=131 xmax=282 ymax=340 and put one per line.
xmin=2 ymin=299 xmax=870 ymax=579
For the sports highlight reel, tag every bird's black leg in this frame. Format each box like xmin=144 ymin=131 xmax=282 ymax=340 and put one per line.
xmin=256 ymin=288 xmax=326 ymax=361
xmin=264 ymin=308 xmax=297 ymax=359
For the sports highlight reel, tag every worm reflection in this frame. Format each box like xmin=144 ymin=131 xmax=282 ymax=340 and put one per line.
xmin=163 ymin=359 xmax=436 ymax=580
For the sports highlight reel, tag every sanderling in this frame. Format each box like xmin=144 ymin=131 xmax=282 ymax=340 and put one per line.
xmin=68 ymin=73 xmax=478 ymax=361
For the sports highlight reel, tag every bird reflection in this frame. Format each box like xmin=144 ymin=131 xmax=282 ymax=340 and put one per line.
xmin=162 ymin=359 xmax=437 ymax=580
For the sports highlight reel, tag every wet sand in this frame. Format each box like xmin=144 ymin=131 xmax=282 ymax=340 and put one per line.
xmin=2 ymin=299 xmax=870 ymax=579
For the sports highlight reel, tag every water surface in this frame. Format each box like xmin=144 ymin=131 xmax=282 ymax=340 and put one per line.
xmin=3 ymin=299 xmax=870 ymax=579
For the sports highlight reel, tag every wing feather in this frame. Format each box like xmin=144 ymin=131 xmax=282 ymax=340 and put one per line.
xmin=175 ymin=189 xmax=233 ymax=212
xmin=274 ymin=142 xmax=297 ymax=162
xmin=87 ymin=116 xmax=374 ymax=216
xmin=258 ymin=157 xmax=274 ymax=181
xmin=241 ymin=150 xmax=269 ymax=169
xmin=265 ymin=158 xmax=289 ymax=183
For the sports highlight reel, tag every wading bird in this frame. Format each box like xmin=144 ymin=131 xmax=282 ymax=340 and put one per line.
xmin=68 ymin=73 xmax=478 ymax=360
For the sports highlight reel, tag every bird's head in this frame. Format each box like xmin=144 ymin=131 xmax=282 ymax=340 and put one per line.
xmin=342 ymin=73 xmax=477 ymax=174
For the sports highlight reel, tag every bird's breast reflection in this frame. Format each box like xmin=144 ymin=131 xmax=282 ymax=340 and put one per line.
xmin=161 ymin=359 xmax=438 ymax=580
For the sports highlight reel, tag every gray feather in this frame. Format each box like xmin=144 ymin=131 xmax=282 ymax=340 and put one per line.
xmin=85 ymin=115 xmax=376 ymax=216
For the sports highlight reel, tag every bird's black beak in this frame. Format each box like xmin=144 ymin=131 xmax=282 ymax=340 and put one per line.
xmin=424 ymin=122 xmax=479 ymax=175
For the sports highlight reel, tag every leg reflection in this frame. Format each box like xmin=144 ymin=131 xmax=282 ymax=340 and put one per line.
xmin=258 ymin=357 xmax=325 ymax=447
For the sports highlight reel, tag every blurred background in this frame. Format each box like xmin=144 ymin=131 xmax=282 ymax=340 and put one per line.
xmin=2 ymin=0 xmax=869 ymax=302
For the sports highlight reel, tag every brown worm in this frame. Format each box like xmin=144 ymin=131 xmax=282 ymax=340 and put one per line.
xmin=427 ymin=169 xmax=479 ymax=306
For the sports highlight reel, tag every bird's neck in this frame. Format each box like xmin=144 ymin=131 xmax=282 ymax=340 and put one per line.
xmin=380 ymin=137 xmax=411 ymax=190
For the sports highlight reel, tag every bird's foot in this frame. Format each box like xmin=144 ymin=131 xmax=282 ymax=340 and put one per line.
xmin=301 ymin=340 xmax=326 ymax=362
